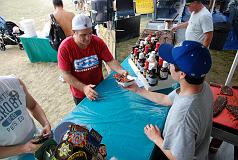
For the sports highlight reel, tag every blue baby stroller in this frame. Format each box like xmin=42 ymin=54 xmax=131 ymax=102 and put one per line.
xmin=0 ymin=16 xmax=24 ymax=51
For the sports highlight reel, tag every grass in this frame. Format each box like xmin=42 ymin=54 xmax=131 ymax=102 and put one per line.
xmin=208 ymin=50 xmax=238 ymax=85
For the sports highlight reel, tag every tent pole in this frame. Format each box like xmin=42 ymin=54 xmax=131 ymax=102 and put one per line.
xmin=225 ymin=50 xmax=238 ymax=86
xmin=210 ymin=0 xmax=216 ymax=13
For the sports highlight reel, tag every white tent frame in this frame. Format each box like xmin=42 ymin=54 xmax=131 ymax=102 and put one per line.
xmin=225 ymin=51 xmax=238 ymax=86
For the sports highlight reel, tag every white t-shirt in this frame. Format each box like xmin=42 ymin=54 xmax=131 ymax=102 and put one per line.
xmin=162 ymin=82 xmax=213 ymax=160
xmin=0 ymin=76 xmax=36 ymax=146
xmin=185 ymin=7 xmax=213 ymax=44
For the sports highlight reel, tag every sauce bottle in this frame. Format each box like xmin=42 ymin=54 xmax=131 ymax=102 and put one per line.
xmin=159 ymin=61 xmax=169 ymax=80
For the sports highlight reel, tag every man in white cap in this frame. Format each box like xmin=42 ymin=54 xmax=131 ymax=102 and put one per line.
xmin=58 ymin=14 xmax=128 ymax=105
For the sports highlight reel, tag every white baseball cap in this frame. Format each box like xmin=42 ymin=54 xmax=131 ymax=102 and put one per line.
xmin=72 ymin=14 xmax=92 ymax=31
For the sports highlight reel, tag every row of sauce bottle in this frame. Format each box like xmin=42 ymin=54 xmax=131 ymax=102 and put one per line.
xmin=130 ymin=34 xmax=170 ymax=86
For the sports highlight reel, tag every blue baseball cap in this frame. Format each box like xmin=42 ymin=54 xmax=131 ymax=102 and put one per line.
xmin=159 ymin=40 xmax=212 ymax=78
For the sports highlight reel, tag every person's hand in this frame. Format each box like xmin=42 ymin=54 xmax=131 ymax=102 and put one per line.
xmin=120 ymin=70 xmax=128 ymax=77
xmin=83 ymin=84 xmax=98 ymax=101
xmin=171 ymin=26 xmax=178 ymax=32
xmin=124 ymin=82 xmax=139 ymax=93
xmin=22 ymin=140 xmax=42 ymax=153
xmin=41 ymin=124 xmax=51 ymax=137
xmin=144 ymin=124 xmax=161 ymax=143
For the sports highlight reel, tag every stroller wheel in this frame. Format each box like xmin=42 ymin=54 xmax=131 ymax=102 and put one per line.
xmin=19 ymin=43 xmax=24 ymax=50
xmin=0 ymin=44 xmax=6 ymax=51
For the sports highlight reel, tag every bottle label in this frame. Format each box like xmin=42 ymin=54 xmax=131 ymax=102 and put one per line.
xmin=140 ymin=66 xmax=144 ymax=73
xmin=160 ymin=71 xmax=168 ymax=79
xmin=137 ymin=61 xmax=140 ymax=68
xmin=130 ymin=54 xmax=134 ymax=61
xmin=146 ymin=72 xmax=149 ymax=80
xmin=143 ymin=72 xmax=146 ymax=77
xmin=148 ymin=77 xmax=158 ymax=85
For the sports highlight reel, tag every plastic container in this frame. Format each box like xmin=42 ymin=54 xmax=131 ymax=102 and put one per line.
xmin=113 ymin=74 xmax=135 ymax=87
xmin=19 ymin=19 xmax=37 ymax=37
xmin=117 ymin=75 xmax=135 ymax=87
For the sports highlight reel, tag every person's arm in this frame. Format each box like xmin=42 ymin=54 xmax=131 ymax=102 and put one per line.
xmin=126 ymin=83 xmax=172 ymax=106
xmin=19 ymin=79 xmax=51 ymax=136
xmin=106 ymin=59 xmax=128 ymax=76
xmin=96 ymin=37 xmax=127 ymax=76
xmin=203 ymin=31 xmax=213 ymax=48
xmin=172 ymin=21 xmax=189 ymax=32
xmin=61 ymin=70 xmax=98 ymax=100
xmin=200 ymin=13 xmax=213 ymax=48
xmin=0 ymin=140 xmax=41 ymax=159
xmin=62 ymin=70 xmax=86 ymax=92
xmin=0 ymin=79 xmax=48 ymax=158
xmin=144 ymin=125 xmax=175 ymax=160
xmin=154 ymin=137 xmax=175 ymax=160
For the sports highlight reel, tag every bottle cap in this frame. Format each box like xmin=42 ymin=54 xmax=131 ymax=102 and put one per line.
xmin=162 ymin=61 xmax=169 ymax=68
xmin=133 ymin=48 xmax=138 ymax=54
xmin=159 ymin=57 xmax=163 ymax=66
xmin=148 ymin=52 xmax=156 ymax=62
xmin=147 ymin=35 xmax=151 ymax=41
xmin=145 ymin=60 xmax=149 ymax=68
xmin=139 ymin=52 xmax=144 ymax=59
xmin=148 ymin=62 xmax=156 ymax=70
xmin=156 ymin=42 xmax=160 ymax=49
xmin=140 ymin=41 xmax=144 ymax=46
xmin=144 ymin=45 xmax=149 ymax=53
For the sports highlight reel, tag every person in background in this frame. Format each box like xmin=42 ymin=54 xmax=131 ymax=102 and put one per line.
xmin=126 ymin=41 xmax=213 ymax=160
xmin=72 ymin=0 xmax=87 ymax=12
xmin=58 ymin=14 xmax=128 ymax=105
xmin=52 ymin=0 xmax=75 ymax=37
xmin=52 ymin=0 xmax=75 ymax=82
xmin=172 ymin=0 xmax=213 ymax=48
xmin=0 ymin=75 xmax=51 ymax=159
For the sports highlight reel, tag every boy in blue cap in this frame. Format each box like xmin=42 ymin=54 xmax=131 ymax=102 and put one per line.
xmin=126 ymin=40 xmax=213 ymax=160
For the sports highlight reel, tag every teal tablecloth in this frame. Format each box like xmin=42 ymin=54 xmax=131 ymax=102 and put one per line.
xmin=56 ymin=57 xmax=175 ymax=160
xmin=19 ymin=35 xmax=57 ymax=63
xmin=14 ymin=57 xmax=175 ymax=160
